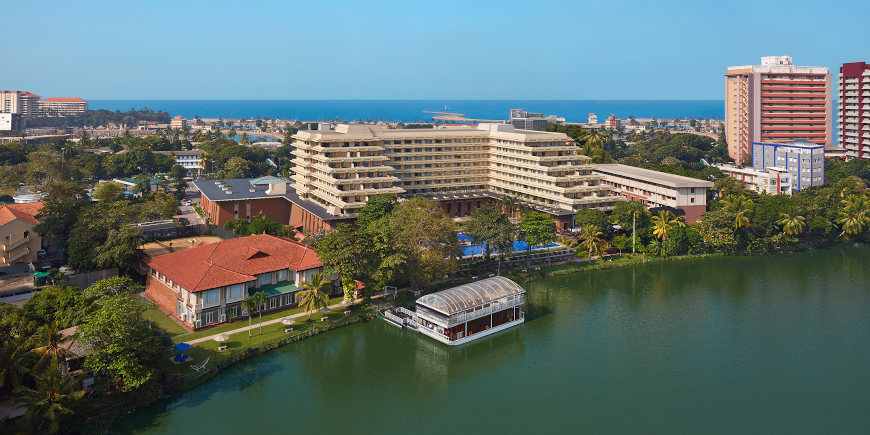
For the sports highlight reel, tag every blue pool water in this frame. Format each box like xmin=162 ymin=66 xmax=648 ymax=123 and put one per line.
xmin=457 ymin=233 xmax=558 ymax=257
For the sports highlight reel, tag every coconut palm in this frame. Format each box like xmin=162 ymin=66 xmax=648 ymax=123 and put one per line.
xmin=777 ymin=206 xmax=807 ymax=236
xmin=836 ymin=194 xmax=870 ymax=236
xmin=723 ymin=195 xmax=754 ymax=231
xmin=249 ymin=291 xmax=267 ymax=336
xmin=33 ymin=321 xmax=69 ymax=372
xmin=0 ymin=336 xmax=32 ymax=390
xmin=241 ymin=295 xmax=259 ymax=339
xmin=298 ymin=272 xmax=330 ymax=320
xmin=16 ymin=361 xmax=84 ymax=434
xmin=582 ymin=129 xmax=607 ymax=151
xmin=579 ymin=224 xmax=608 ymax=258
xmin=651 ymin=210 xmax=685 ymax=255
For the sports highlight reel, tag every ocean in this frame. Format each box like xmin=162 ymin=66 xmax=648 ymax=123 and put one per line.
xmin=88 ymin=100 xmax=725 ymax=123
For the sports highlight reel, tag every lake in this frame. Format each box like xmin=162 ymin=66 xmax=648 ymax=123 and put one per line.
xmin=119 ymin=245 xmax=870 ymax=434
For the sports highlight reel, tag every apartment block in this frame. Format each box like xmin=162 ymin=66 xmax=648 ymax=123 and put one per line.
xmin=594 ymin=164 xmax=713 ymax=223
xmin=714 ymin=164 xmax=792 ymax=196
xmin=37 ymin=97 xmax=88 ymax=116
xmin=752 ymin=140 xmax=824 ymax=192
xmin=725 ymin=56 xmax=831 ymax=164
xmin=291 ymin=123 xmax=620 ymax=230
xmin=0 ymin=91 xmax=40 ymax=115
xmin=838 ymin=62 xmax=870 ymax=159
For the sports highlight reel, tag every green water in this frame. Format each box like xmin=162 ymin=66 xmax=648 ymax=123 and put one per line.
xmin=120 ymin=245 xmax=870 ymax=434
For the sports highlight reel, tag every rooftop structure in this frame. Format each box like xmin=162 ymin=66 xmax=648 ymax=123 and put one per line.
xmin=508 ymin=109 xmax=565 ymax=131
xmin=594 ymin=164 xmax=713 ymax=222
xmin=752 ymin=140 xmax=824 ymax=191
xmin=415 ymin=276 xmax=525 ymax=345
xmin=838 ymin=62 xmax=870 ymax=159
xmin=144 ymin=234 xmax=325 ymax=329
xmin=725 ymin=56 xmax=831 ymax=164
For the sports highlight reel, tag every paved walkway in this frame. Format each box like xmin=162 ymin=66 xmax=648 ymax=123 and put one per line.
xmin=185 ymin=298 xmax=360 ymax=345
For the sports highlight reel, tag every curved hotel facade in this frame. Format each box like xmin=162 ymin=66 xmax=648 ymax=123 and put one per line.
xmin=290 ymin=123 xmax=621 ymax=229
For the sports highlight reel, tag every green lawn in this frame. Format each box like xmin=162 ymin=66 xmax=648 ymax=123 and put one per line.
xmin=170 ymin=296 xmax=346 ymax=343
xmin=142 ymin=307 xmax=188 ymax=336
xmin=161 ymin=304 xmax=369 ymax=377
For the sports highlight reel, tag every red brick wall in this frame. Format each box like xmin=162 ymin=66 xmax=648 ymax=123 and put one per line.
xmin=144 ymin=274 xmax=182 ymax=322
xmin=680 ymin=205 xmax=707 ymax=223
xmin=249 ymin=198 xmax=290 ymax=225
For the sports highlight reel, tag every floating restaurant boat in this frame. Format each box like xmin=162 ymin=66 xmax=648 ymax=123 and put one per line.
xmin=414 ymin=276 xmax=525 ymax=345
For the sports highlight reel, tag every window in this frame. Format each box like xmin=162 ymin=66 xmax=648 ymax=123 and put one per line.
xmin=269 ymin=297 xmax=278 ymax=309
xmin=202 ymin=289 xmax=219 ymax=307
xmin=203 ymin=310 xmax=216 ymax=325
xmin=277 ymin=270 xmax=288 ymax=282
xmin=258 ymin=273 xmax=271 ymax=286
xmin=226 ymin=284 xmax=244 ymax=301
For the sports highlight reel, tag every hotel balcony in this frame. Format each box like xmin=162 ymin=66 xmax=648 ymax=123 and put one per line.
xmin=3 ymin=235 xmax=30 ymax=251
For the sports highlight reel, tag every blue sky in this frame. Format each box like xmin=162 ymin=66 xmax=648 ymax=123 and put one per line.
xmin=5 ymin=0 xmax=868 ymax=100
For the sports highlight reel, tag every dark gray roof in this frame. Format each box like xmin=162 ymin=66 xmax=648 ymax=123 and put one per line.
xmin=192 ymin=178 xmax=348 ymax=222
xmin=416 ymin=276 xmax=525 ymax=315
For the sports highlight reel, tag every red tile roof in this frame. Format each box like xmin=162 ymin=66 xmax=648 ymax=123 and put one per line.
xmin=41 ymin=97 xmax=87 ymax=103
xmin=144 ymin=234 xmax=322 ymax=292
xmin=0 ymin=202 xmax=44 ymax=227
xmin=20 ymin=92 xmax=41 ymax=98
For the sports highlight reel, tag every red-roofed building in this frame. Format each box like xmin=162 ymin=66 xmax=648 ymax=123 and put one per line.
xmin=0 ymin=202 xmax=45 ymax=266
xmin=144 ymin=234 xmax=330 ymax=329
xmin=38 ymin=97 xmax=88 ymax=117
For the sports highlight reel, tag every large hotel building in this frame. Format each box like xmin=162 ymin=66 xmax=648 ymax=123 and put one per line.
xmin=725 ymin=56 xmax=831 ymax=164
xmin=197 ymin=123 xmax=621 ymax=232
xmin=291 ymin=123 xmax=620 ymax=229
xmin=838 ymin=61 xmax=870 ymax=159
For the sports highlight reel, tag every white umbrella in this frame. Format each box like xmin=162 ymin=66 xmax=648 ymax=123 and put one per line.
xmin=339 ymin=300 xmax=353 ymax=307
xmin=280 ymin=317 xmax=296 ymax=325
xmin=319 ymin=307 xmax=331 ymax=313
xmin=213 ymin=333 xmax=230 ymax=342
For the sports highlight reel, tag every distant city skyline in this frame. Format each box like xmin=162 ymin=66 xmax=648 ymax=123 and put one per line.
xmin=5 ymin=0 xmax=867 ymax=100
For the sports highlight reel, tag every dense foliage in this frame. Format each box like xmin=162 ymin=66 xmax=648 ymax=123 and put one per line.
xmin=23 ymin=109 xmax=170 ymax=128
xmin=0 ymin=277 xmax=169 ymax=432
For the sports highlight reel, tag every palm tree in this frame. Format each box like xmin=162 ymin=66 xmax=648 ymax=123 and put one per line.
xmin=250 ymin=291 xmax=267 ymax=336
xmin=298 ymin=272 xmax=330 ymax=320
xmin=582 ymin=129 xmax=607 ymax=151
xmin=837 ymin=194 xmax=870 ymax=237
xmin=579 ymin=225 xmax=608 ymax=259
xmin=241 ymin=296 xmax=259 ymax=339
xmin=777 ymin=206 xmax=807 ymax=236
xmin=0 ymin=336 xmax=32 ymax=391
xmin=239 ymin=132 xmax=250 ymax=145
xmin=623 ymin=201 xmax=646 ymax=254
xmin=651 ymin=210 xmax=685 ymax=256
xmin=16 ymin=361 xmax=84 ymax=434
xmin=33 ymin=321 xmax=69 ymax=372
xmin=723 ymin=195 xmax=754 ymax=231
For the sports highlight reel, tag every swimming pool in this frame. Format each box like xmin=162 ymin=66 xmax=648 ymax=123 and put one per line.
xmin=457 ymin=233 xmax=558 ymax=257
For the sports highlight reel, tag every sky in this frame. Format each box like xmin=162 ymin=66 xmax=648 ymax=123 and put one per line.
xmin=4 ymin=0 xmax=869 ymax=100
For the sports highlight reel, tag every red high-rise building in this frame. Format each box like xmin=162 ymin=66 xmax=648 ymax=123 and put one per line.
xmin=839 ymin=62 xmax=870 ymax=159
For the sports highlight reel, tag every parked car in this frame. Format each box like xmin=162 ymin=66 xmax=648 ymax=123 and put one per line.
xmin=175 ymin=217 xmax=189 ymax=225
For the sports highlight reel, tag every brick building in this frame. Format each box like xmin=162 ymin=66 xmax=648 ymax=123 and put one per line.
xmin=144 ymin=234 xmax=326 ymax=330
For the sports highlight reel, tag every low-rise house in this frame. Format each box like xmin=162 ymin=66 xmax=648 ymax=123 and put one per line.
xmin=594 ymin=164 xmax=713 ymax=222
xmin=714 ymin=164 xmax=792 ymax=195
xmin=144 ymin=234 xmax=326 ymax=330
xmin=154 ymin=150 xmax=205 ymax=176
xmin=0 ymin=202 xmax=44 ymax=267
